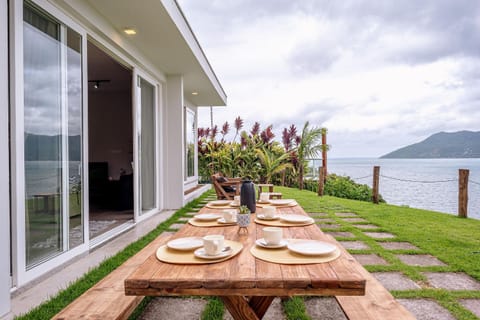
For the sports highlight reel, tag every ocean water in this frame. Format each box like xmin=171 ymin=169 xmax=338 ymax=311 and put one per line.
xmin=309 ymin=158 xmax=480 ymax=220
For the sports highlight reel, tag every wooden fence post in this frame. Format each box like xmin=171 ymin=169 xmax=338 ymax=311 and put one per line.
xmin=458 ymin=169 xmax=469 ymax=218
xmin=372 ymin=166 xmax=380 ymax=204
xmin=318 ymin=166 xmax=324 ymax=196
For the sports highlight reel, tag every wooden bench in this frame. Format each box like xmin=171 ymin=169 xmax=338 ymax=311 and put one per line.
xmin=333 ymin=235 xmax=415 ymax=320
xmin=52 ymin=233 xmax=172 ymax=320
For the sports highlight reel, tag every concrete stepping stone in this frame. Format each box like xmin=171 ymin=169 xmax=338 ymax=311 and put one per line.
xmin=314 ymin=218 xmax=336 ymax=223
xmin=335 ymin=212 xmax=358 ymax=217
xmin=325 ymin=231 xmax=355 ymax=238
xmin=459 ymin=299 xmax=480 ymax=318
xmin=304 ymin=297 xmax=347 ymax=320
xmin=378 ymin=242 xmax=419 ymax=250
xmin=338 ymin=241 xmax=370 ymax=250
xmin=352 ymin=224 xmax=379 ymax=230
xmin=364 ymin=232 xmax=395 ymax=239
xmin=318 ymin=224 xmax=341 ymax=229
xmin=139 ymin=297 xmax=207 ymax=319
xmin=169 ymin=223 xmax=185 ymax=230
xmin=423 ymin=272 xmax=480 ymax=290
xmin=177 ymin=217 xmax=190 ymax=222
xmin=352 ymin=254 xmax=389 ymax=266
xmin=397 ymin=299 xmax=456 ymax=320
xmin=396 ymin=254 xmax=447 ymax=267
xmin=342 ymin=218 xmax=367 ymax=223
xmin=185 ymin=212 xmax=197 ymax=217
xmin=309 ymin=212 xmax=329 ymax=217
xmin=224 ymin=297 xmax=286 ymax=320
xmin=372 ymin=272 xmax=420 ymax=290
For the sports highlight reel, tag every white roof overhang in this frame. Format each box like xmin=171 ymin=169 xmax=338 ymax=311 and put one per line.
xmin=60 ymin=0 xmax=227 ymax=106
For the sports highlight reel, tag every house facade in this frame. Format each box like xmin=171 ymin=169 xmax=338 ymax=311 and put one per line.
xmin=0 ymin=0 xmax=226 ymax=316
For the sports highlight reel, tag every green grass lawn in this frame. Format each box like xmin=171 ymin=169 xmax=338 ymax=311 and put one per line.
xmin=277 ymin=186 xmax=480 ymax=320
xmin=17 ymin=187 xmax=480 ymax=320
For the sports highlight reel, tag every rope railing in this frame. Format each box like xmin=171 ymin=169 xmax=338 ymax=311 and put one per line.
xmin=379 ymin=174 xmax=457 ymax=184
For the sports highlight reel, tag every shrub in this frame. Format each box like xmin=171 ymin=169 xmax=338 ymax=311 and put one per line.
xmin=303 ymin=174 xmax=385 ymax=203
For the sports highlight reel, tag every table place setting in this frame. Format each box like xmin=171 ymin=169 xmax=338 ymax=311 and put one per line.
xmin=189 ymin=210 xmax=238 ymax=227
xmin=251 ymin=227 xmax=341 ymax=264
xmin=156 ymin=235 xmax=243 ymax=264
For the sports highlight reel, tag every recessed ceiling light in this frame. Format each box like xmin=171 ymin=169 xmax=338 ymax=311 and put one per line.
xmin=124 ymin=28 xmax=137 ymax=35
xmin=192 ymin=92 xmax=198 ymax=95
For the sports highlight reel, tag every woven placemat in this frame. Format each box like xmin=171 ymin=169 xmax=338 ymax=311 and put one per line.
xmin=205 ymin=201 xmax=298 ymax=209
xmin=156 ymin=240 xmax=243 ymax=264
xmin=250 ymin=244 xmax=341 ymax=265
xmin=254 ymin=217 xmax=315 ymax=227
xmin=188 ymin=218 xmax=237 ymax=227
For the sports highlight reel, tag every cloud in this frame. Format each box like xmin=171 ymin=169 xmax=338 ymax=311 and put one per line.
xmin=179 ymin=0 xmax=480 ymax=157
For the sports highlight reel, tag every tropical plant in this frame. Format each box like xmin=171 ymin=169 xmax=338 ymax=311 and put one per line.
xmin=255 ymin=147 xmax=292 ymax=183
xmin=294 ymin=121 xmax=325 ymax=190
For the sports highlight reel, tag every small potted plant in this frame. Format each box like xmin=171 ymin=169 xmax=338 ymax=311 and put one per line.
xmin=237 ymin=205 xmax=251 ymax=228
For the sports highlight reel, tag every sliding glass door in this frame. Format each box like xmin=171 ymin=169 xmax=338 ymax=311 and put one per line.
xmin=137 ymin=77 xmax=157 ymax=215
xmin=23 ymin=4 xmax=83 ymax=268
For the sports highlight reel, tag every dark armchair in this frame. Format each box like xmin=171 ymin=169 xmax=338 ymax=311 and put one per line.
xmin=211 ymin=173 xmax=242 ymax=200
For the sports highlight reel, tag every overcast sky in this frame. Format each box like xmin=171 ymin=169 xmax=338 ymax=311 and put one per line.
xmin=177 ymin=0 xmax=480 ymax=158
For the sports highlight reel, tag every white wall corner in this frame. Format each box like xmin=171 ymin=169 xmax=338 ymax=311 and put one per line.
xmin=164 ymin=75 xmax=184 ymax=209
xmin=0 ymin=0 xmax=11 ymax=316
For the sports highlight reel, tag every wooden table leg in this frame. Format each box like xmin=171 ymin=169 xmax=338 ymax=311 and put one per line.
xmin=220 ymin=296 xmax=275 ymax=320
xmin=221 ymin=296 xmax=259 ymax=320
xmin=249 ymin=296 xmax=275 ymax=319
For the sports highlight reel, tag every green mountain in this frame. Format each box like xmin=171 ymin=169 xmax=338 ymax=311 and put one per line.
xmin=381 ymin=131 xmax=480 ymax=158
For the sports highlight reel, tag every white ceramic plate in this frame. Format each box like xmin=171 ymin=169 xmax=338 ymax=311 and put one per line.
xmin=230 ymin=202 xmax=240 ymax=207
xmin=255 ymin=238 xmax=288 ymax=249
xmin=256 ymin=214 xmax=280 ymax=221
xmin=194 ymin=247 xmax=233 ymax=260
xmin=269 ymin=199 xmax=295 ymax=206
xmin=280 ymin=214 xmax=313 ymax=223
xmin=209 ymin=200 xmax=232 ymax=206
xmin=217 ymin=218 xmax=237 ymax=224
xmin=194 ymin=213 xmax=221 ymax=221
xmin=288 ymin=240 xmax=337 ymax=256
xmin=167 ymin=237 xmax=203 ymax=251
xmin=257 ymin=200 xmax=271 ymax=204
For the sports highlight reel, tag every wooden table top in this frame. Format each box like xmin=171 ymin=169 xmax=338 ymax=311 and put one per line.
xmin=125 ymin=204 xmax=366 ymax=297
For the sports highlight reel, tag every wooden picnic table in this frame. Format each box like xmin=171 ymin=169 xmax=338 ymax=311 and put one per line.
xmin=124 ymin=203 xmax=366 ymax=320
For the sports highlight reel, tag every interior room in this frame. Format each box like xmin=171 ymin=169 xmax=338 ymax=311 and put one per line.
xmin=87 ymin=42 xmax=134 ymax=238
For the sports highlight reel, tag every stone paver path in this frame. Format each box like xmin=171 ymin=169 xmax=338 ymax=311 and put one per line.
xmin=352 ymin=254 xmax=389 ymax=266
xmin=378 ymin=242 xmax=419 ymax=250
xmin=459 ymin=299 xmax=480 ymax=318
xmin=397 ymin=299 xmax=456 ymax=320
xmin=424 ymin=272 xmax=480 ymax=290
xmin=396 ymin=254 xmax=447 ymax=266
xmin=342 ymin=217 xmax=367 ymax=223
xmin=338 ymin=240 xmax=370 ymax=250
xmin=325 ymin=231 xmax=355 ymax=238
xmin=373 ymin=272 xmax=421 ymax=290
xmin=364 ymin=232 xmax=396 ymax=239
xmin=139 ymin=298 xmax=207 ymax=319
xmin=318 ymin=223 xmax=341 ymax=229
xmin=352 ymin=224 xmax=379 ymax=230
xmin=304 ymin=297 xmax=347 ymax=320
xmin=335 ymin=212 xmax=358 ymax=217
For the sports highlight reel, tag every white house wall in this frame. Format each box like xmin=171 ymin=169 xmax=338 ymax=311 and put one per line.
xmin=164 ymin=75 xmax=185 ymax=209
xmin=0 ymin=1 xmax=11 ymax=317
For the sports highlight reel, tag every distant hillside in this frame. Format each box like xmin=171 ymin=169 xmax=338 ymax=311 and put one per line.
xmin=381 ymin=131 xmax=480 ymax=158
xmin=25 ymin=133 xmax=81 ymax=161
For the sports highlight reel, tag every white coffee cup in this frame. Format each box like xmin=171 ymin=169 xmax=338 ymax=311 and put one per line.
xmin=263 ymin=227 xmax=282 ymax=245
xmin=203 ymin=235 xmax=224 ymax=255
xmin=223 ymin=209 xmax=237 ymax=222
xmin=259 ymin=192 xmax=270 ymax=202
xmin=263 ymin=206 xmax=276 ymax=218
xmin=233 ymin=195 xmax=240 ymax=205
